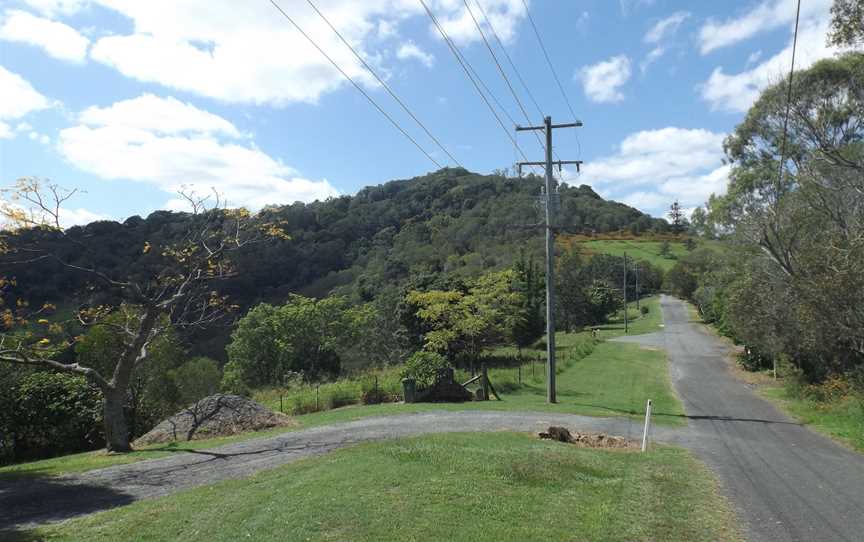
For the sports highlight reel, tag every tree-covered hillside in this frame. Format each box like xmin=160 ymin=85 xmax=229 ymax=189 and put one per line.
xmin=4 ymin=168 xmax=667 ymax=332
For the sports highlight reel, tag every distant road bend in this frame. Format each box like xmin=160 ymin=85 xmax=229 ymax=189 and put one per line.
xmin=2 ymin=295 xmax=863 ymax=542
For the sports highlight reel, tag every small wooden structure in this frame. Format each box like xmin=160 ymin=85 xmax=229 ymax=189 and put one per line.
xmin=402 ymin=365 xmax=500 ymax=403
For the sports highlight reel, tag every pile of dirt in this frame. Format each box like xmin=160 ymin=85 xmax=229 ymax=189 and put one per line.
xmin=538 ymin=426 xmax=635 ymax=449
xmin=135 ymin=394 xmax=296 ymax=446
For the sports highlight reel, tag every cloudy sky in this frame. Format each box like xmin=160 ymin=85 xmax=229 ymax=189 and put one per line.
xmin=0 ymin=0 xmax=841 ymax=225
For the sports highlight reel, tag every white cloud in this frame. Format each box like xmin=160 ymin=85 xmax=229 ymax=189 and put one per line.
xmin=0 ymin=65 xmax=52 ymax=136
xmin=2 ymin=1 xmax=524 ymax=106
xmin=577 ymin=127 xmax=728 ymax=216
xmin=377 ymin=19 xmax=398 ymax=40
xmin=640 ymin=11 xmax=689 ymax=73
xmin=0 ymin=9 xmax=89 ymax=62
xmin=698 ymin=0 xmax=832 ymax=54
xmin=434 ymin=0 xmax=526 ymax=46
xmin=79 ymin=94 xmax=241 ymax=137
xmin=75 ymin=0 xmax=522 ymax=106
xmin=21 ymin=0 xmax=86 ymax=17
xmin=0 ymin=198 xmax=108 ymax=228
xmin=701 ymin=16 xmax=839 ymax=112
xmin=640 ymin=46 xmax=665 ymax=73
xmin=746 ymin=50 xmax=763 ymax=65
xmin=59 ymin=207 xmax=109 ymax=227
xmin=578 ymin=55 xmax=631 ymax=103
xmin=396 ymin=41 xmax=434 ymax=67
xmin=644 ymin=11 xmax=689 ymax=44
xmin=85 ymin=1 xmax=405 ymax=105
xmin=27 ymin=130 xmax=51 ymax=144
xmin=58 ymin=94 xmax=339 ymax=209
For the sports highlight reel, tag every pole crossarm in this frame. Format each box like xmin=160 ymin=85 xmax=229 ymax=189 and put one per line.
xmin=517 ymin=160 xmax=583 ymax=172
xmin=516 ymin=121 xmax=583 ymax=131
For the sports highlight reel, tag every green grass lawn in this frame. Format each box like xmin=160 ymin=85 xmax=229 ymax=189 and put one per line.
xmin=1 ymin=297 xmax=679 ymax=478
xmin=28 ymin=432 xmax=740 ymax=542
xmin=581 ymin=239 xmax=688 ymax=270
xmin=761 ymin=387 xmax=864 ymax=452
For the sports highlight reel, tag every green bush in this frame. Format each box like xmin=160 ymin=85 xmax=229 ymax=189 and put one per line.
xmin=737 ymin=348 xmax=773 ymax=372
xmin=640 ymin=306 xmax=649 ymax=315
xmin=173 ymin=357 xmax=222 ymax=406
xmin=4 ymin=372 xmax=104 ymax=463
xmin=220 ymin=361 xmax=251 ymax=397
xmin=400 ymin=351 xmax=450 ymax=387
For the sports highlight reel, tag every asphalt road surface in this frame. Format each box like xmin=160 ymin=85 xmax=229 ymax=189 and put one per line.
xmin=2 ymin=295 xmax=862 ymax=541
xmin=645 ymin=295 xmax=864 ymax=542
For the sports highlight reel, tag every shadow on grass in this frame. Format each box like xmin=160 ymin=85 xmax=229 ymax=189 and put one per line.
xmin=0 ymin=472 xmax=135 ymax=535
xmin=567 ymin=401 xmax=802 ymax=425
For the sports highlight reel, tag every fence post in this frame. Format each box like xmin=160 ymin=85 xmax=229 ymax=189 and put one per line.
xmin=316 ymin=385 xmax=320 ymax=411
xmin=641 ymin=399 xmax=653 ymax=452
xmin=518 ymin=364 xmax=522 ymax=385
xmin=481 ymin=364 xmax=489 ymax=401
xmin=280 ymin=393 xmax=283 ymax=414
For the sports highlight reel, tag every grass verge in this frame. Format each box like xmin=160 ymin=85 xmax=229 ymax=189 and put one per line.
xmin=28 ymin=432 xmax=740 ymax=542
xmin=760 ymin=387 xmax=864 ymax=452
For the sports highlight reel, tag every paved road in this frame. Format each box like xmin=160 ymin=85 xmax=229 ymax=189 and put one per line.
xmin=3 ymin=295 xmax=862 ymax=541
xmin=628 ymin=295 xmax=864 ymax=542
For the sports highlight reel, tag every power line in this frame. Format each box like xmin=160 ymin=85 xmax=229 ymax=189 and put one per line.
xmin=462 ymin=0 xmax=550 ymax=158
xmin=473 ymin=0 xmax=544 ymax=121
xmin=519 ymin=0 xmax=578 ymax=122
xmin=776 ymin=0 xmax=802 ymax=198
xmin=267 ymin=0 xmax=444 ymax=169
xmin=462 ymin=48 xmax=521 ymax=129
xmin=418 ymin=0 xmax=539 ymax=172
xmin=303 ymin=0 xmax=463 ymax=168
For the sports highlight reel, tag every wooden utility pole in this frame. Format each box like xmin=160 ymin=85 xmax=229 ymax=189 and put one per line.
xmin=516 ymin=116 xmax=582 ymax=404
xmin=635 ymin=262 xmax=640 ymax=312
xmin=623 ymin=252 xmax=629 ymax=334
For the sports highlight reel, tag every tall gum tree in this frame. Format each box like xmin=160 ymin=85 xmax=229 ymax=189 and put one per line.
xmin=712 ymin=51 xmax=864 ymax=365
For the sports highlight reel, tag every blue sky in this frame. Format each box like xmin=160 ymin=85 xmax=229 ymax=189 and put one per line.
xmin=0 ymin=0 xmax=840 ymax=225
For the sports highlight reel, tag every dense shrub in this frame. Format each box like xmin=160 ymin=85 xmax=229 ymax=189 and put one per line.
xmin=4 ymin=372 xmax=103 ymax=463
xmin=400 ymin=351 xmax=450 ymax=387
xmin=640 ymin=306 xmax=649 ymax=315
xmin=172 ymin=357 xmax=222 ymax=406
xmin=737 ymin=348 xmax=773 ymax=372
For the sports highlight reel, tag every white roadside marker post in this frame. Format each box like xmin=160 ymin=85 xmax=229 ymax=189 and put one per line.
xmin=641 ymin=399 xmax=653 ymax=452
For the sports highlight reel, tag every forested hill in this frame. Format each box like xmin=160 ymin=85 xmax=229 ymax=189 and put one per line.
xmin=5 ymin=168 xmax=667 ymax=357
xmin=8 ymin=168 xmax=664 ymax=306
